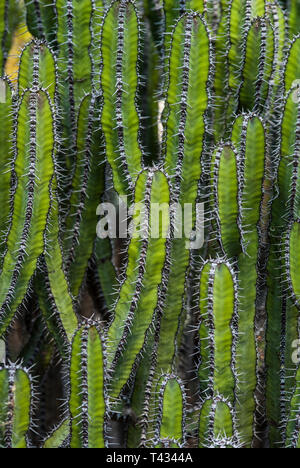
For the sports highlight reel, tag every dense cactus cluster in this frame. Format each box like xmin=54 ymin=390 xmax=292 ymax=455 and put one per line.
xmin=0 ymin=0 xmax=300 ymax=449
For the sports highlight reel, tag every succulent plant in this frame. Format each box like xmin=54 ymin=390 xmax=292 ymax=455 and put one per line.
xmin=0 ymin=0 xmax=299 ymax=449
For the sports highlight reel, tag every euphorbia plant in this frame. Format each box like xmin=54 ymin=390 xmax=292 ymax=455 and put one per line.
xmin=0 ymin=0 xmax=299 ymax=449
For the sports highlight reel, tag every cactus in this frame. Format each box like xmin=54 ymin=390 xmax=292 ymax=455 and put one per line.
xmin=232 ymin=113 xmax=265 ymax=445
xmin=68 ymin=323 xmax=107 ymax=448
xmin=107 ymin=168 xmax=170 ymax=400
xmin=64 ymin=93 xmax=105 ymax=298
xmin=154 ymin=374 xmax=187 ymax=448
xmin=199 ymin=397 xmax=239 ymax=448
xmin=0 ymin=0 xmax=21 ymax=75
xmin=0 ymin=77 xmax=14 ymax=263
xmin=42 ymin=418 xmax=70 ymax=449
xmin=100 ymin=0 xmax=143 ymax=197
xmin=154 ymin=9 xmax=211 ymax=379
xmin=18 ymin=40 xmax=57 ymax=102
xmin=0 ymin=0 xmax=300 ymax=450
xmin=198 ymin=260 xmax=238 ymax=405
xmin=0 ymin=89 xmax=55 ymax=335
xmin=210 ymin=144 xmax=242 ymax=258
xmin=197 ymin=258 xmax=239 ymax=449
xmin=0 ymin=364 xmax=33 ymax=448
xmin=24 ymin=0 xmax=57 ymax=46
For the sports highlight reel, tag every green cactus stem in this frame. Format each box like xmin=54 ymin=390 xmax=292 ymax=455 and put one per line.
xmin=0 ymin=364 xmax=32 ymax=448
xmin=69 ymin=323 xmax=107 ymax=449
